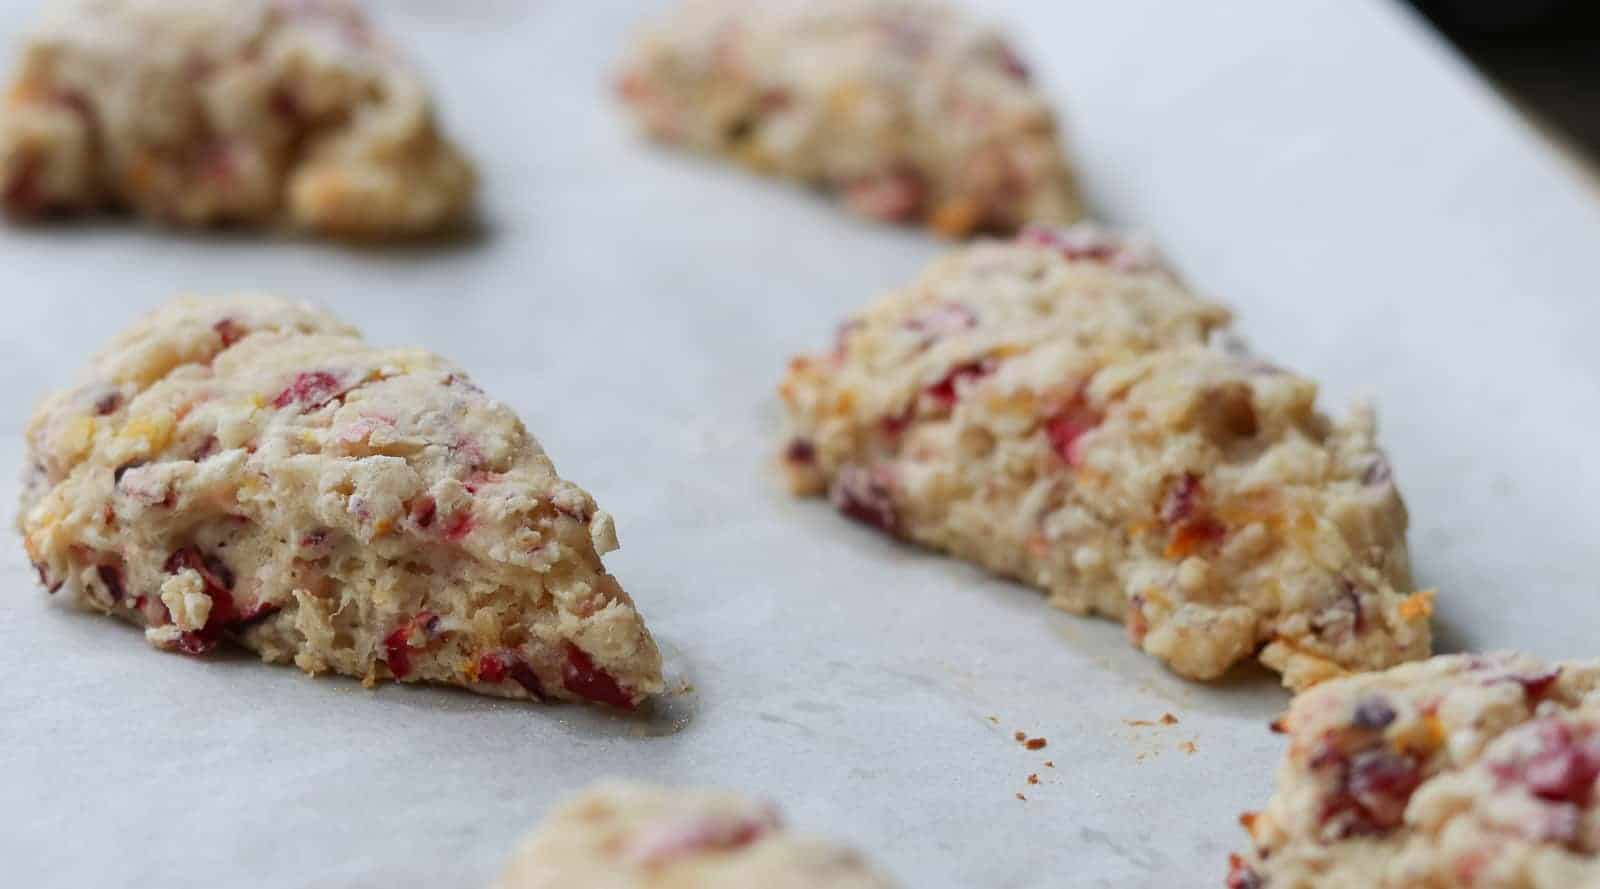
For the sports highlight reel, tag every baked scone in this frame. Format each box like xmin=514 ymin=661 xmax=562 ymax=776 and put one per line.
xmin=494 ymin=781 xmax=899 ymax=889
xmin=18 ymin=296 xmax=662 ymax=708
xmin=0 ymin=0 xmax=474 ymax=238
xmin=777 ymin=225 xmax=1431 ymax=690
xmin=1230 ymin=652 xmax=1600 ymax=889
xmin=616 ymin=0 xmax=1082 ymax=236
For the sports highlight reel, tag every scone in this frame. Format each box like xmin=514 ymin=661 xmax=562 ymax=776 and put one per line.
xmin=0 ymin=0 xmax=474 ymax=238
xmin=494 ymin=781 xmax=898 ymax=888
xmin=1230 ymin=652 xmax=1600 ymax=888
xmin=18 ymin=296 xmax=661 ymax=708
xmin=616 ymin=0 xmax=1081 ymax=236
xmin=777 ymin=225 xmax=1431 ymax=690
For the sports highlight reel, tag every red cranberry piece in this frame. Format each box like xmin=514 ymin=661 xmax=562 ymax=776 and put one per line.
xmin=843 ymin=166 xmax=926 ymax=222
xmin=829 ymin=465 xmax=899 ymax=536
xmin=96 ymin=564 xmax=125 ymax=602
xmin=1044 ymin=402 xmax=1100 ymax=467
xmin=1350 ymin=696 xmax=1396 ymax=731
xmin=213 ymin=318 xmax=245 ymax=347
xmin=1341 ymin=581 xmax=1366 ymax=634
xmin=1346 ymin=749 xmax=1422 ymax=829
xmin=33 ymin=561 xmax=62 ymax=593
xmin=192 ymin=435 xmax=219 ymax=461
xmin=924 ymin=359 xmax=994 ymax=408
xmin=1362 ymin=457 xmax=1392 ymax=486
xmin=628 ymin=810 xmax=778 ymax=865
xmin=93 ymin=391 xmax=122 ymax=415
xmin=478 ymin=650 xmax=546 ymax=699
xmin=1160 ymin=473 xmax=1226 ymax=556
xmin=1510 ymin=668 xmax=1562 ymax=702
xmin=383 ymin=611 xmax=442 ymax=680
xmin=113 ymin=460 xmax=146 ymax=484
xmin=783 ymin=438 xmax=816 ymax=464
xmin=271 ymin=371 xmax=345 ymax=411
xmin=1225 ymin=855 xmax=1263 ymax=889
xmin=902 ymin=302 xmax=978 ymax=343
xmin=441 ymin=510 xmax=473 ymax=541
xmin=410 ymin=496 xmax=437 ymax=529
xmin=561 ymin=643 xmax=634 ymax=709
xmin=3 ymin=153 xmax=46 ymax=215
xmin=1513 ymin=721 xmax=1600 ymax=806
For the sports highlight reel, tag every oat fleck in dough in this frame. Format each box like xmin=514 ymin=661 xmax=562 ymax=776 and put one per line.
xmin=495 ymin=782 xmax=898 ymax=889
xmin=778 ymin=224 xmax=1430 ymax=690
xmin=0 ymin=0 xmax=475 ymax=238
xmin=18 ymin=296 xmax=661 ymax=708
xmin=616 ymin=0 xmax=1081 ymax=236
xmin=1232 ymin=653 xmax=1600 ymax=888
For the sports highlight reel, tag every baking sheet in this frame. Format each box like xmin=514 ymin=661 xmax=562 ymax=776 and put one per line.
xmin=3 ymin=1 xmax=1600 ymax=887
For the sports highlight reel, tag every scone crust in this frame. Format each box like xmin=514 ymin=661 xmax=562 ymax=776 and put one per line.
xmin=778 ymin=226 xmax=1429 ymax=689
xmin=19 ymin=296 xmax=662 ymax=707
xmin=0 ymin=0 xmax=475 ymax=237
xmin=617 ymin=0 xmax=1082 ymax=236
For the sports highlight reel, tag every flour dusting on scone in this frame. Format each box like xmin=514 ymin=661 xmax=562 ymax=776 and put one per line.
xmin=1231 ymin=653 xmax=1600 ymax=888
xmin=18 ymin=296 xmax=661 ymax=708
xmin=494 ymin=782 xmax=899 ymax=888
xmin=616 ymin=0 xmax=1082 ymax=236
xmin=778 ymin=225 xmax=1431 ymax=689
xmin=0 ymin=0 xmax=475 ymax=238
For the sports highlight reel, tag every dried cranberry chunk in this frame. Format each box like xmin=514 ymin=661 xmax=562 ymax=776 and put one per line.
xmin=383 ymin=611 xmax=442 ymax=680
xmin=271 ymin=371 xmax=344 ymax=411
xmin=924 ymin=359 xmax=993 ymax=408
xmin=96 ymin=564 xmax=125 ymax=602
xmin=1225 ymin=854 xmax=1263 ymax=889
xmin=478 ymin=650 xmax=545 ymax=699
xmin=1493 ymin=719 xmax=1600 ymax=807
xmin=829 ymin=465 xmax=899 ymax=536
xmin=561 ymin=643 xmax=634 ymax=709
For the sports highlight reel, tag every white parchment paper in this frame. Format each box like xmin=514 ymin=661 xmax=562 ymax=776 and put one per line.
xmin=3 ymin=1 xmax=1599 ymax=887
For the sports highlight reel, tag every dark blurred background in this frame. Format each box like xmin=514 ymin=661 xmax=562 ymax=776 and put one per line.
xmin=1411 ymin=0 xmax=1600 ymax=162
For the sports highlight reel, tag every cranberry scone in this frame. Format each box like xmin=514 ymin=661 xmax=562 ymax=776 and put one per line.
xmin=1230 ymin=652 xmax=1600 ymax=889
xmin=616 ymin=0 xmax=1081 ymax=236
xmin=494 ymin=782 xmax=899 ymax=889
xmin=0 ymin=0 xmax=474 ymax=237
xmin=18 ymin=296 xmax=662 ymax=708
xmin=778 ymin=225 xmax=1431 ymax=690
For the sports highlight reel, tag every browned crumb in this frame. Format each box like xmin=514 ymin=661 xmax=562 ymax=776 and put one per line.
xmin=1239 ymin=811 xmax=1258 ymax=831
xmin=1124 ymin=719 xmax=1155 ymax=727
xmin=1015 ymin=792 xmax=1027 ymax=801
xmin=987 ymin=715 xmax=999 ymax=724
xmin=1269 ymin=716 xmax=1288 ymax=734
xmin=1178 ymin=740 xmax=1197 ymax=755
xmin=1043 ymin=760 xmax=1054 ymax=768
xmin=1027 ymin=773 xmax=1039 ymax=785
xmin=1024 ymin=737 xmax=1047 ymax=751
xmin=1013 ymin=730 xmax=1026 ymax=742
xmin=1160 ymin=712 xmax=1179 ymax=725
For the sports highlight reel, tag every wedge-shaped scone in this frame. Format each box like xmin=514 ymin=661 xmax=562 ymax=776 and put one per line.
xmin=495 ymin=781 xmax=898 ymax=889
xmin=616 ymin=0 xmax=1081 ymax=236
xmin=18 ymin=296 xmax=661 ymax=708
xmin=778 ymin=225 xmax=1431 ymax=689
xmin=0 ymin=0 xmax=474 ymax=238
xmin=1230 ymin=652 xmax=1600 ymax=889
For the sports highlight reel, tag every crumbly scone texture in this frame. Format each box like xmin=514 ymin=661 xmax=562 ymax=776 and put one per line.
xmin=616 ymin=0 xmax=1081 ymax=236
xmin=1231 ymin=653 xmax=1600 ymax=889
xmin=0 ymin=0 xmax=475 ymax=238
xmin=18 ymin=295 xmax=662 ymax=708
xmin=494 ymin=781 xmax=899 ymax=889
xmin=777 ymin=225 xmax=1430 ymax=690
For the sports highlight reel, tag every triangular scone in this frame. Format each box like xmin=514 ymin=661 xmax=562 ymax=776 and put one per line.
xmin=616 ymin=0 xmax=1081 ymax=237
xmin=0 ymin=0 xmax=474 ymax=238
xmin=495 ymin=782 xmax=899 ymax=889
xmin=778 ymin=225 xmax=1431 ymax=690
xmin=1230 ymin=653 xmax=1600 ymax=889
xmin=19 ymin=296 xmax=662 ymax=708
